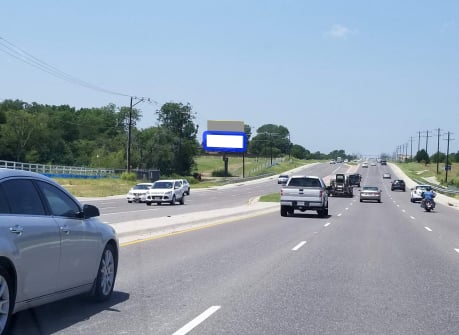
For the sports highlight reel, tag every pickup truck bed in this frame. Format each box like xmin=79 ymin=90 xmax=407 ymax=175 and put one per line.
xmin=280 ymin=176 xmax=329 ymax=217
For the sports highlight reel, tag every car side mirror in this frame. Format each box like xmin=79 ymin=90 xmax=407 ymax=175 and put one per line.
xmin=82 ymin=204 xmax=100 ymax=218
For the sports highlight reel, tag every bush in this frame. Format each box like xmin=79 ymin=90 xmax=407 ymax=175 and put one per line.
xmin=211 ymin=169 xmax=233 ymax=177
xmin=120 ymin=172 xmax=137 ymax=181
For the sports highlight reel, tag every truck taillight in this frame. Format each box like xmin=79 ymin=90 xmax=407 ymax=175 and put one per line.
xmin=319 ymin=190 xmax=323 ymax=197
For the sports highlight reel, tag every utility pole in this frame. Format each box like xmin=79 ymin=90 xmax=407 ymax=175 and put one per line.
xmin=409 ymin=136 xmax=414 ymax=160
xmin=444 ymin=131 xmax=454 ymax=185
xmin=127 ymin=96 xmax=146 ymax=173
xmin=405 ymin=142 xmax=408 ymax=161
xmin=418 ymin=131 xmax=421 ymax=153
xmin=435 ymin=128 xmax=442 ymax=174
xmin=422 ymin=130 xmax=432 ymax=155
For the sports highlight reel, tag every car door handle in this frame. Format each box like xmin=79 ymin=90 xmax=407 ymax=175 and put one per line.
xmin=10 ymin=225 xmax=24 ymax=235
xmin=60 ymin=225 xmax=71 ymax=235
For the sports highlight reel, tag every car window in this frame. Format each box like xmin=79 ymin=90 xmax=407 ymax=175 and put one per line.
xmin=2 ymin=179 xmax=46 ymax=215
xmin=0 ymin=185 xmax=10 ymax=213
xmin=289 ymin=178 xmax=321 ymax=187
xmin=37 ymin=181 xmax=80 ymax=217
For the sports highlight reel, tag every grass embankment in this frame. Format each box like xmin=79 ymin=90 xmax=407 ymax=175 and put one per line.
xmin=57 ymin=155 xmax=311 ymax=198
xmin=394 ymin=161 xmax=458 ymax=187
xmin=394 ymin=161 xmax=459 ymax=199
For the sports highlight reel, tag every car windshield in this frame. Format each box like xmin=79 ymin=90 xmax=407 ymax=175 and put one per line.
xmin=153 ymin=182 xmax=173 ymax=189
xmin=288 ymin=178 xmax=321 ymax=187
xmin=363 ymin=186 xmax=379 ymax=191
xmin=133 ymin=184 xmax=151 ymax=190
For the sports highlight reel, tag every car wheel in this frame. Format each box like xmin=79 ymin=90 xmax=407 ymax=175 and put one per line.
xmin=0 ymin=267 xmax=13 ymax=335
xmin=128 ymin=200 xmax=132 ymax=203
xmin=146 ymin=201 xmax=152 ymax=206
xmin=92 ymin=244 xmax=117 ymax=302
xmin=180 ymin=195 xmax=185 ymax=205
xmin=170 ymin=195 xmax=176 ymax=205
xmin=280 ymin=206 xmax=288 ymax=217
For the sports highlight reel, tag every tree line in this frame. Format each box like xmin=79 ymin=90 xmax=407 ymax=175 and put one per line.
xmin=0 ymin=99 xmax=355 ymax=176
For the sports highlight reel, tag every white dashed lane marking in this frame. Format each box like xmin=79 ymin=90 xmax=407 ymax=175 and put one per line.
xmin=424 ymin=226 xmax=432 ymax=232
xmin=172 ymin=306 xmax=221 ymax=335
xmin=292 ymin=241 xmax=307 ymax=251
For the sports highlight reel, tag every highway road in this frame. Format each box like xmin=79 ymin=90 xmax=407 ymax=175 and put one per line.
xmin=8 ymin=162 xmax=459 ymax=334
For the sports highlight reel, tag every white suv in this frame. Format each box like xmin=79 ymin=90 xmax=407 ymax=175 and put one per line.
xmin=410 ymin=185 xmax=435 ymax=203
xmin=145 ymin=179 xmax=186 ymax=206
xmin=126 ymin=182 xmax=154 ymax=203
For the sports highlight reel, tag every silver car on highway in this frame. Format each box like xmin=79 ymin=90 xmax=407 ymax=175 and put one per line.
xmin=0 ymin=168 xmax=119 ymax=334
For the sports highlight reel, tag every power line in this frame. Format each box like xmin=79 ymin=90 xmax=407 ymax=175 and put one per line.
xmin=0 ymin=36 xmax=157 ymax=104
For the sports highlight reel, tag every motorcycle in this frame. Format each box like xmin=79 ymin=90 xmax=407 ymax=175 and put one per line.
xmin=421 ymin=199 xmax=435 ymax=212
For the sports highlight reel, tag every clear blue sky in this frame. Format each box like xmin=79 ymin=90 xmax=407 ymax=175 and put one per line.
xmin=1 ymin=1 xmax=458 ymax=157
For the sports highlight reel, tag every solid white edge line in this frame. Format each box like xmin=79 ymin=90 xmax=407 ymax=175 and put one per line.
xmin=172 ymin=306 xmax=221 ymax=335
xmin=424 ymin=226 xmax=432 ymax=232
xmin=292 ymin=241 xmax=307 ymax=251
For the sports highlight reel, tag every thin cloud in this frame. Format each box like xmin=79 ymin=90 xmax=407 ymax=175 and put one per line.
xmin=326 ymin=24 xmax=354 ymax=39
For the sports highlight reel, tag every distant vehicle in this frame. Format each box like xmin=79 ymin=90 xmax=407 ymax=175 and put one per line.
xmin=329 ymin=160 xmax=336 ymax=164
xmin=370 ymin=161 xmax=377 ymax=166
xmin=348 ymin=174 xmax=362 ymax=187
xmin=380 ymin=160 xmax=387 ymax=165
xmin=336 ymin=157 xmax=343 ymax=163
xmin=327 ymin=173 xmax=353 ymax=197
xmin=145 ymin=179 xmax=186 ymax=205
xmin=360 ymin=186 xmax=382 ymax=202
xmin=0 ymin=169 xmax=119 ymax=334
xmin=278 ymin=174 xmax=289 ymax=184
xmin=343 ymin=159 xmax=349 ymax=163
xmin=126 ymin=182 xmax=154 ymax=203
xmin=410 ymin=185 xmax=435 ymax=203
xmin=391 ymin=179 xmax=406 ymax=191
xmin=181 ymin=178 xmax=191 ymax=195
xmin=361 ymin=162 xmax=369 ymax=168
xmin=383 ymin=173 xmax=391 ymax=179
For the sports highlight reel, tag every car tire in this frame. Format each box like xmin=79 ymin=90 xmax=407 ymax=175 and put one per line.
xmin=92 ymin=244 xmax=117 ymax=302
xmin=128 ymin=200 xmax=132 ymax=203
xmin=146 ymin=201 xmax=152 ymax=206
xmin=170 ymin=195 xmax=176 ymax=205
xmin=180 ymin=195 xmax=185 ymax=205
xmin=0 ymin=267 xmax=13 ymax=335
xmin=317 ymin=209 xmax=327 ymax=218
xmin=280 ymin=206 xmax=288 ymax=217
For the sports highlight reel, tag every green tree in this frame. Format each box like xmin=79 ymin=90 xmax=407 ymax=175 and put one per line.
xmin=291 ymin=144 xmax=310 ymax=159
xmin=156 ymin=102 xmax=199 ymax=175
xmin=415 ymin=149 xmax=430 ymax=164
xmin=248 ymin=124 xmax=291 ymax=157
xmin=430 ymin=152 xmax=446 ymax=164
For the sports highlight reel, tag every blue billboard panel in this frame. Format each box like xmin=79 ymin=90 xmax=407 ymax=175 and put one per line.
xmin=202 ymin=131 xmax=247 ymax=153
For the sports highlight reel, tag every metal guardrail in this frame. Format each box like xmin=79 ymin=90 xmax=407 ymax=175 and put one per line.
xmin=412 ymin=178 xmax=459 ymax=196
xmin=0 ymin=160 xmax=115 ymax=177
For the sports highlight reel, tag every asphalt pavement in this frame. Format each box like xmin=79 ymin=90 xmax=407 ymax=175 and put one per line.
xmin=85 ymin=162 xmax=459 ymax=244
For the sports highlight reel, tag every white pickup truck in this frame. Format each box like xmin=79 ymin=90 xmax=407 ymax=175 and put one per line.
xmin=280 ymin=175 xmax=329 ymax=217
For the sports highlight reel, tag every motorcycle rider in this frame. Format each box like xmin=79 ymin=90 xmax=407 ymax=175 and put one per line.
xmin=421 ymin=188 xmax=436 ymax=209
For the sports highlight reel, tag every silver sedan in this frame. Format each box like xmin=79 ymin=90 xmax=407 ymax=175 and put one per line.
xmin=359 ymin=186 xmax=382 ymax=203
xmin=0 ymin=169 xmax=119 ymax=334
